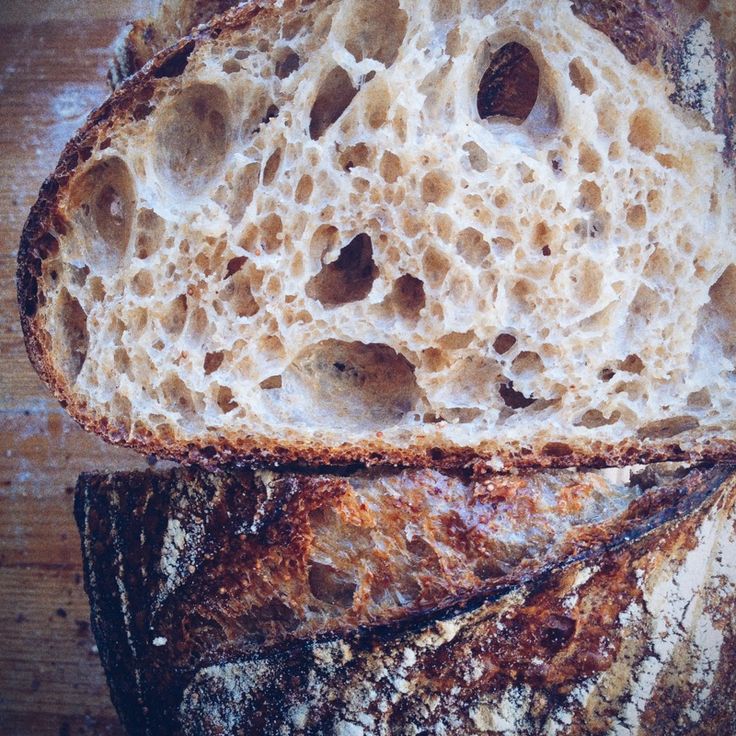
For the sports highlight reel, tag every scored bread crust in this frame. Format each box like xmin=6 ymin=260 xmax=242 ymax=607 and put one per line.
xmin=18 ymin=0 xmax=736 ymax=471
xmin=75 ymin=463 xmax=736 ymax=735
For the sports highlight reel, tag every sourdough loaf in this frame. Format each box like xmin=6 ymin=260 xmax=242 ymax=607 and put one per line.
xmin=18 ymin=0 xmax=736 ymax=470
xmin=76 ymin=463 xmax=736 ymax=735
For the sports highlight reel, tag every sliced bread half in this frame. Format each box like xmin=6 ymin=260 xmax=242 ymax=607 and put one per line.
xmin=19 ymin=0 xmax=736 ymax=469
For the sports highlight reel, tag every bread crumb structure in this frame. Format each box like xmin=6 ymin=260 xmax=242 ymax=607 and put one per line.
xmin=21 ymin=0 xmax=736 ymax=466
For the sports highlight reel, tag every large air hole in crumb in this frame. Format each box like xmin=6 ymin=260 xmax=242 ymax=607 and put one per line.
xmin=222 ymin=269 xmax=260 ymax=318
xmin=283 ymin=340 xmax=420 ymax=430
xmin=572 ymin=261 xmax=603 ymax=306
xmin=260 ymin=375 xmax=282 ymax=390
xmin=162 ymin=294 xmax=187 ymax=335
xmin=380 ymin=151 xmax=402 ymax=183
xmin=393 ymin=106 xmax=408 ymax=142
xmin=228 ymin=163 xmax=260 ymax=225
xmin=135 ymin=208 xmax=165 ymax=259
xmin=626 ymin=204 xmax=647 ymax=229
xmin=295 ymin=175 xmax=314 ymax=204
xmin=338 ymin=143 xmax=373 ymax=172
xmin=421 ymin=170 xmax=453 ymax=205
xmin=423 ymin=248 xmax=450 ymax=288
xmin=578 ymin=180 xmax=601 ymax=210
xmin=463 ymin=142 xmax=489 ymax=172
xmin=577 ymin=409 xmax=619 ymax=428
xmin=619 ymin=354 xmax=645 ymax=374
xmin=568 ymin=58 xmax=595 ymax=95
xmin=387 ymin=274 xmax=425 ymax=320
xmin=340 ymin=0 xmax=407 ymax=66
xmin=161 ymin=374 xmax=196 ymax=419
xmin=259 ymin=335 xmax=285 ymax=362
xmin=153 ymin=83 xmax=231 ymax=194
xmin=55 ymin=289 xmax=89 ymax=381
xmin=71 ymin=158 xmax=136 ymax=272
xmin=578 ymin=143 xmax=601 ymax=174
xmin=422 ymin=348 xmax=449 ymax=372
xmin=274 ymin=47 xmax=300 ymax=78
xmin=687 ymin=388 xmax=711 ymax=409
xmin=499 ymin=381 xmax=535 ymax=409
xmin=309 ymin=225 xmax=340 ymax=260
xmin=113 ymin=348 xmax=131 ymax=376
xmin=364 ymin=79 xmax=392 ymax=129
xmin=510 ymin=279 xmax=535 ymax=313
xmin=225 ymin=256 xmax=247 ymax=278
xmin=511 ymin=350 xmax=543 ymax=376
xmin=438 ymin=331 xmax=476 ymax=350
xmin=477 ymin=42 xmax=539 ymax=122
xmin=260 ymin=214 xmax=283 ymax=253
xmin=131 ymin=269 xmax=153 ymax=297
xmin=698 ymin=265 xmax=736 ymax=360
xmin=637 ymin=416 xmax=699 ymax=439
xmin=204 ymin=351 xmax=224 ymax=375
xmin=216 ymin=386 xmax=238 ymax=413
xmin=629 ymin=285 xmax=661 ymax=326
xmin=628 ymin=108 xmax=661 ymax=154
xmin=238 ymin=86 xmax=279 ymax=139
xmin=308 ymin=562 xmax=356 ymax=608
xmin=262 ymin=149 xmax=282 ymax=186
xmin=309 ymin=66 xmax=358 ymax=140
xmin=456 ymin=227 xmax=490 ymax=266
xmin=493 ymin=333 xmax=516 ymax=354
xmin=223 ymin=56 xmax=243 ymax=75
xmin=647 ymin=189 xmax=663 ymax=214
xmin=306 ymin=233 xmax=378 ymax=307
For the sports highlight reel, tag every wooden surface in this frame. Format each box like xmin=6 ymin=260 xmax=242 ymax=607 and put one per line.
xmin=0 ymin=3 xmax=160 ymax=734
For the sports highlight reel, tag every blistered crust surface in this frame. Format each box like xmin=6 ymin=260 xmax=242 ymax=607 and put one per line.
xmin=76 ymin=465 xmax=736 ymax=735
xmin=20 ymin=0 xmax=736 ymax=468
xmin=179 ymin=471 xmax=736 ymax=736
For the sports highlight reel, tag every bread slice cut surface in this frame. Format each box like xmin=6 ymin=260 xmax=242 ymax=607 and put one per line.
xmin=19 ymin=0 xmax=736 ymax=468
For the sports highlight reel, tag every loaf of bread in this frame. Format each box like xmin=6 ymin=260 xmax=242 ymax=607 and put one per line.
xmin=76 ymin=463 xmax=736 ymax=735
xmin=18 ymin=0 xmax=736 ymax=469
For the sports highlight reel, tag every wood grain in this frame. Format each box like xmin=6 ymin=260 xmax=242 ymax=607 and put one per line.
xmin=0 ymin=3 xmax=159 ymax=734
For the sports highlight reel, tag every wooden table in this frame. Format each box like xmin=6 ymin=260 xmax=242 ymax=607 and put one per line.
xmin=0 ymin=3 xmax=161 ymax=734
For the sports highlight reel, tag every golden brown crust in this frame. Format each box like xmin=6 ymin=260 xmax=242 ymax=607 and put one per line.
xmin=18 ymin=0 xmax=736 ymax=471
xmin=76 ymin=464 xmax=736 ymax=735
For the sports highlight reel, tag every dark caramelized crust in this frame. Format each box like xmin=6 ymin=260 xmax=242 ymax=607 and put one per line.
xmin=76 ymin=464 xmax=736 ymax=735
